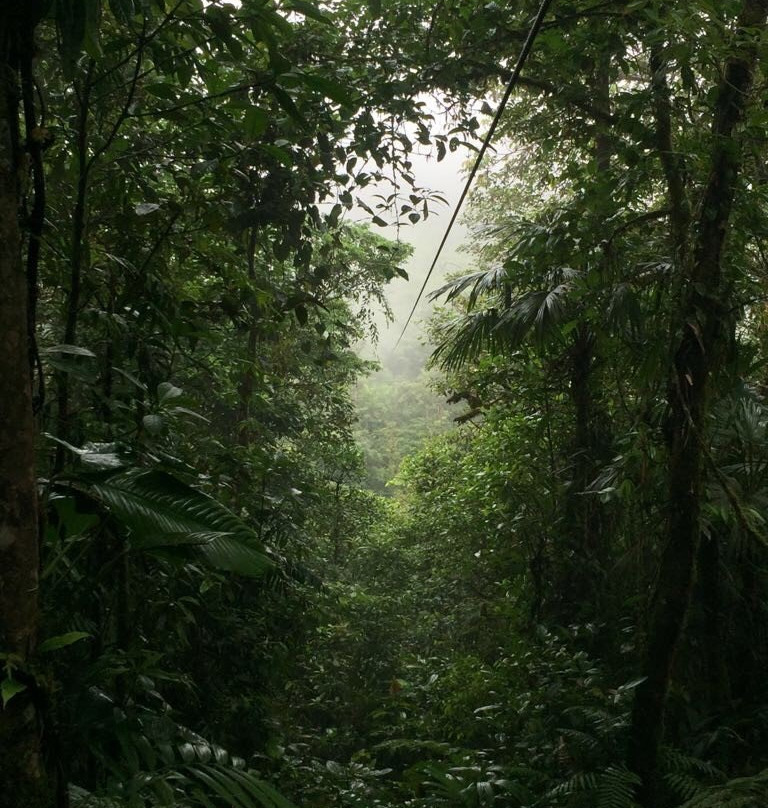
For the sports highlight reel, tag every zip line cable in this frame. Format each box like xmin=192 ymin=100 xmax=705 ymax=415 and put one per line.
xmin=396 ymin=0 xmax=555 ymax=346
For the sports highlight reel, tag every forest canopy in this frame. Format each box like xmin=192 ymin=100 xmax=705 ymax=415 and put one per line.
xmin=2 ymin=2 xmax=768 ymax=808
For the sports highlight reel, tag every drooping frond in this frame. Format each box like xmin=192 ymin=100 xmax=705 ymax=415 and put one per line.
xmin=429 ymin=265 xmax=510 ymax=308
xmin=70 ymin=724 xmax=301 ymax=808
xmin=431 ymin=269 xmax=576 ymax=370
xmin=90 ymin=470 xmax=276 ymax=577
xmin=596 ymin=765 xmax=642 ymax=808
xmin=496 ymin=282 xmax=571 ymax=346
xmin=605 ymin=282 xmax=643 ymax=337
xmin=179 ymin=764 xmax=300 ymax=808
xmin=675 ymin=768 xmax=768 ymax=807
xmin=432 ymin=309 xmax=506 ymax=371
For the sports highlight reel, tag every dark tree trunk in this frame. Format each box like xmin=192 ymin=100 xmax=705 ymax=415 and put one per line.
xmin=54 ymin=66 xmax=92 ymax=472
xmin=0 ymin=6 xmax=52 ymax=806
xmin=628 ymin=3 xmax=768 ymax=803
xmin=697 ymin=532 xmax=730 ymax=712
xmin=553 ymin=56 xmax=612 ymax=625
xmin=236 ymin=229 xmax=260 ymax=451
xmin=559 ymin=324 xmax=604 ymax=617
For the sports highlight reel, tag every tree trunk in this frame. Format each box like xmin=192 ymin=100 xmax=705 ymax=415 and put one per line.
xmin=0 ymin=7 xmax=51 ymax=806
xmin=628 ymin=3 xmax=768 ymax=803
xmin=697 ymin=532 xmax=730 ymax=712
xmin=236 ymin=229 xmax=260 ymax=451
xmin=54 ymin=65 xmax=92 ymax=472
xmin=554 ymin=56 xmax=612 ymax=625
xmin=559 ymin=323 xmax=603 ymax=617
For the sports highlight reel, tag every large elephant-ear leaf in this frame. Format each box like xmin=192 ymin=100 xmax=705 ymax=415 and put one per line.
xmin=90 ymin=470 xmax=275 ymax=577
xmin=193 ymin=533 xmax=276 ymax=577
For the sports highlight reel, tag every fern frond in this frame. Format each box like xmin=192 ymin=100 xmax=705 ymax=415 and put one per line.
xmin=547 ymin=770 xmax=598 ymax=797
xmin=662 ymin=748 xmax=724 ymax=779
xmin=665 ymin=772 xmax=707 ymax=802
xmin=677 ymin=768 xmax=768 ymax=807
xmin=597 ymin=765 xmax=641 ymax=808
xmin=558 ymin=726 xmax=601 ymax=752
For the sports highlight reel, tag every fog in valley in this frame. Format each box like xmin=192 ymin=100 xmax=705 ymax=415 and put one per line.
xmin=354 ymin=145 xmax=474 ymax=492
xmin=361 ymin=144 xmax=472 ymax=372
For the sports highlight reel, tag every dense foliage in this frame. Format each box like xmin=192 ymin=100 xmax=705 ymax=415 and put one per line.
xmin=2 ymin=2 xmax=768 ymax=808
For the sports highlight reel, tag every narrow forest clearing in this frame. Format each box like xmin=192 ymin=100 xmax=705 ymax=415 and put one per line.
xmin=2 ymin=2 xmax=768 ymax=807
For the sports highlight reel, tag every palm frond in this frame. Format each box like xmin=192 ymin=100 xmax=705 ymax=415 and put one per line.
xmin=90 ymin=470 xmax=276 ymax=577
xmin=495 ymin=283 xmax=571 ymax=347
xmin=431 ymin=276 xmax=575 ymax=371
xmin=605 ymin=282 xmax=643 ymax=336
xmin=429 ymin=265 xmax=509 ymax=307
xmin=431 ymin=309 xmax=506 ymax=371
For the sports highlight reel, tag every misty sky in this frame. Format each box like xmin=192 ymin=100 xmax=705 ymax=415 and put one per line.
xmin=360 ymin=143 xmax=473 ymax=370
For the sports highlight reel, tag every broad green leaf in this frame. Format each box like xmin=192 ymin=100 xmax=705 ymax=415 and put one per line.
xmin=184 ymin=765 xmax=300 ymax=808
xmin=108 ymin=0 xmax=139 ymax=23
xmin=53 ymin=0 xmax=87 ymax=77
xmin=301 ymin=74 xmax=355 ymax=107
xmin=244 ymin=107 xmax=269 ymax=138
xmin=179 ymin=743 xmax=196 ymax=764
xmin=142 ymin=414 xmax=165 ymax=435
xmin=227 ymin=769 xmax=300 ymax=808
xmin=158 ymin=382 xmax=183 ymax=403
xmin=285 ymin=0 xmax=333 ymax=25
xmin=260 ymin=144 xmax=293 ymax=166
xmin=112 ymin=367 xmax=148 ymax=390
xmin=38 ymin=632 xmax=91 ymax=653
xmin=271 ymin=87 xmax=307 ymax=128
xmin=1 ymin=678 xmax=27 ymax=707
xmin=185 ymin=766 xmax=252 ymax=808
xmin=44 ymin=436 xmax=124 ymax=469
xmin=83 ymin=0 xmax=102 ymax=57
xmin=145 ymin=82 xmax=178 ymax=101
xmin=170 ymin=406 xmax=211 ymax=423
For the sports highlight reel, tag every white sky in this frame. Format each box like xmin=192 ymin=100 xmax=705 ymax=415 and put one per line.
xmin=357 ymin=139 xmax=474 ymax=362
